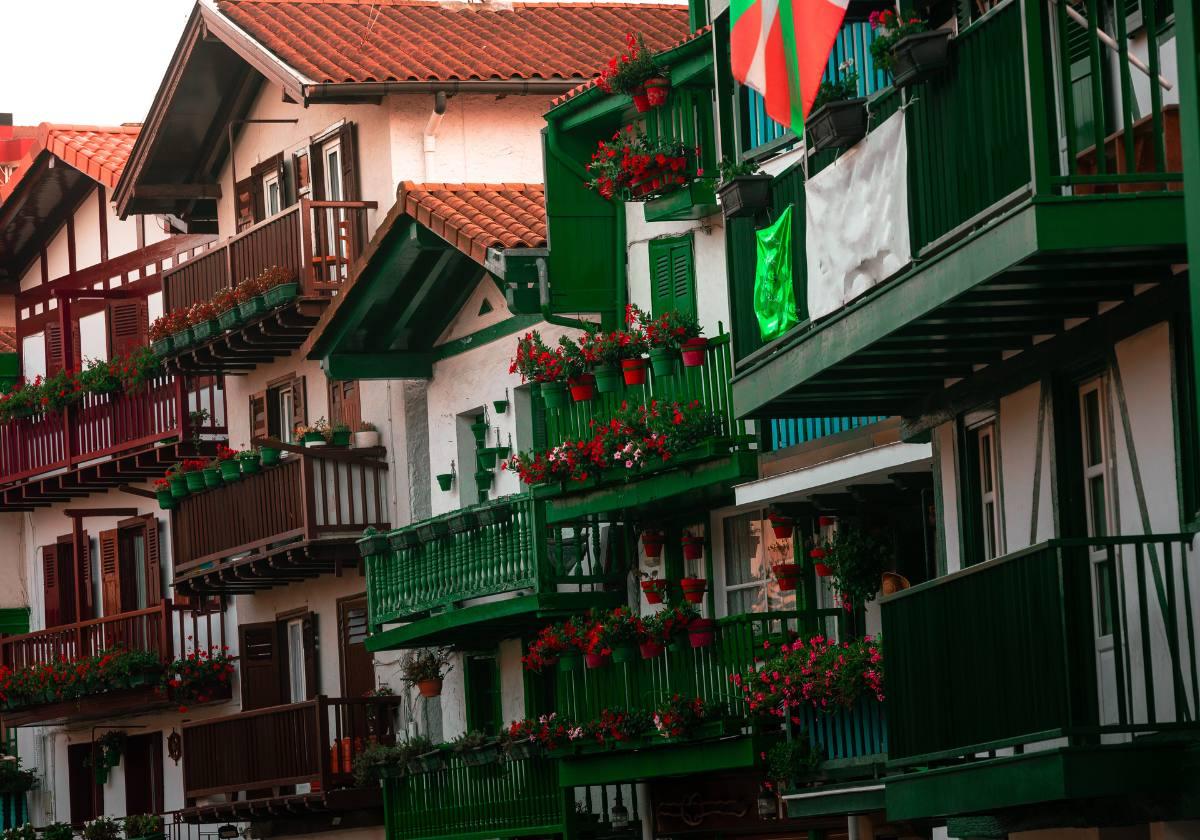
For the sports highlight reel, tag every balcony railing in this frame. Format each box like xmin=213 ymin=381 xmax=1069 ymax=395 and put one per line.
xmin=162 ymin=200 xmax=375 ymax=316
xmin=0 ymin=374 xmax=225 ymax=486
xmin=182 ymin=695 xmax=402 ymax=800
xmin=365 ymin=495 xmax=624 ymax=631
xmin=172 ymin=450 xmax=390 ymax=591
xmin=882 ymin=534 xmax=1200 ymax=765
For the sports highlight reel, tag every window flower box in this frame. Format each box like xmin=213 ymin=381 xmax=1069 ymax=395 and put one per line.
xmin=716 ymin=174 xmax=773 ymax=220
xmin=806 ymin=98 xmax=868 ymax=153
xmin=889 ymin=29 xmax=951 ymax=88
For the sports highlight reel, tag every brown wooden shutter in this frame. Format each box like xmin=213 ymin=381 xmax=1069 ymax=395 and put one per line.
xmin=44 ymin=322 xmax=64 ymax=377
xmin=108 ymin=300 xmax=148 ymax=358
xmin=328 ymin=380 xmax=361 ymax=432
xmin=338 ymin=597 xmax=374 ymax=698
xmin=235 ymin=176 xmax=257 ymax=233
xmin=78 ymin=532 xmax=94 ymax=620
xmin=249 ymin=390 xmax=268 ymax=444
xmin=337 ymin=123 xmax=360 ymax=201
xmin=143 ymin=515 xmax=162 ymax=607
xmin=302 ymin=612 xmax=319 ymax=700
xmin=42 ymin=545 xmax=61 ymax=629
xmin=292 ymin=150 xmax=310 ymax=200
xmin=99 ymin=529 xmax=121 ymax=617
xmin=239 ymin=622 xmax=284 ymax=710
xmin=308 ymin=141 xmax=326 ymax=201
xmin=291 ymin=375 xmax=307 ymax=433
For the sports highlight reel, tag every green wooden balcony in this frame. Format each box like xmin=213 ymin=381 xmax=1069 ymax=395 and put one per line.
xmin=730 ymin=0 xmax=1186 ymax=420
xmin=362 ymin=496 xmax=625 ymax=649
xmin=882 ymin=533 xmax=1200 ymax=819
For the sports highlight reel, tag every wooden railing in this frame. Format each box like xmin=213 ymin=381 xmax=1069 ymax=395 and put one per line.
xmin=364 ymin=496 xmax=626 ymax=630
xmin=173 ymin=450 xmax=390 ymax=577
xmin=0 ymin=375 xmax=225 ymax=486
xmin=162 ymin=199 xmax=375 ymax=316
xmin=182 ymin=695 xmax=402 ymax=800
xmin=0 ymin=599 xmax=223 ymax=671
xmin=882 ymin=533 xmax=1200 ymax=765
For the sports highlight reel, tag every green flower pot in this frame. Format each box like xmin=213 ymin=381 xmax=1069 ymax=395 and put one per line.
xmin=357 ymin=533 xmax=390 ymax=558
xmin=265 ymin=281 xmax=299 ymax=308
xmin=239 ymin=455 xmax=261 ymax=475
xmin=475 ymin=469 xmax=494 ymax=491
xmin=156 ymin=489 xmax=176 ymax=511
xmin=330 ymin=429 xmax=351 ymax=447
xmin=168 ymin=474 xmax=189 ymax=499
xmin=171 ymin=330 xmax=194 ymax=351
xmin=184 ymin=472 xmax=206 ymax=492
xmin=238 ymin=295 xmax=268 ymax=321
xmin=649 ymin=347 xmax=678 ymax=377
xmin=492 ymin=399 xmax=508 ymax=414
xmin=611 ymin=643 xmax=637 ymax=664
xmin=217 ymin=307 xmax=243 ymax=331
xmin=260 ymin=446 xmax=281 ymax=467
xmin=191 ymin=320 xmax=217 ymax=342
xmin=219 ymin=460 xmax=242 ymax=482
xmin=539 ymin=381 xmax=567 ymax=410
xmin=475 ymin=450 xmax=495 ymax=471
xmin=390 ymin=530 xmax=420 ymax=550
xmin=593 ymin=364 xmax=623 ymax=393
xmin=202 ymin=467 xmax=222 ymax=489
xmin=436 ymin=473 xmax=454 ymax=491
xmin=470 ymin=419 xmax=489 ymax=447
xmin=557 ymin=651 xmax=583 ymax=673
xmin=303 ymin=432 xmax=326 ymax=446
xmin=151 ymin=338 xmax=174 ymax=358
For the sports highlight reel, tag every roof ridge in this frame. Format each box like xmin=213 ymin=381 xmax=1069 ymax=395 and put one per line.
xmin=39 ymin=123 xmax=142 ymax=135
xmin=221 ymin=0 xmax=685 ymax=6
xmin=402 ymin=181 xmax=545 ymax=191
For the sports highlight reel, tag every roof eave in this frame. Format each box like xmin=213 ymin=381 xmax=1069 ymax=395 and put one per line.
xmin=303 ymin=78 xmax=588 ymax=101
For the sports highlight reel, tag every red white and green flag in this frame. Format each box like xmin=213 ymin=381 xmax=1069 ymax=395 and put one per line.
xmin=731 ymin=0 xmax=849 ymax=134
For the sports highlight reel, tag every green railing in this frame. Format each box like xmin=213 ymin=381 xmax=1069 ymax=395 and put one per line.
xmin=365 ymin=496 xmax=626 ymax=629
xmin=882 ymin=534 xmax=1200 ymax=764
xmin=545 ymin=331 xmax=746 ymax=446
xmin=0 ymin=795 xmax=24 ymax=831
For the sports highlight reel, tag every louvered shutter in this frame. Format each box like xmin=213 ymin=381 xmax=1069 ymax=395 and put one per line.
xmin=143 ymin=516 xmax=162 ymax=607
xmin=249 ymin=391 xmax=268 ymax=444
xmin=337 ymin=123 xmax=360 ymax=201
xmin=235 ymin=176 xmax=257 ymax=233
xmin=308 ymin=141 xmax=326 ymax=201
xmin=99 ymin=529 xmax=121 ymax=617
xmin=78 ymin=532 xmax=94 ymax=619
xmin=328 ymin=379 xmax=360 ymax=432
xmin=648 ymin=235 xmax=696 ymax=318
xmin=292 ymin=150 xmax=311 ymax=200
xmin=108 ymin=301 xmax=148 ymax=358
xmin=44 ymin=323 xmax=64 ymax=377
xmin=338 ymin=598 xmax=374 ymax=698
xmin=42 ymin=545 xmax=61 ymax=629
xmin=239 ymin=622 xmax=284 ymax=710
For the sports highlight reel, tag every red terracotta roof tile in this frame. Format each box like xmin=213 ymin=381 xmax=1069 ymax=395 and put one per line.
xmin=400 ymin=181 xmax=545 ymax=265
xmin=0 ymin=328 xmax=15 ymax=354
xmin=0 ymin=124 xmax=139 ymax=203
xmin=216 ymin=0 xmax=691 ymax=85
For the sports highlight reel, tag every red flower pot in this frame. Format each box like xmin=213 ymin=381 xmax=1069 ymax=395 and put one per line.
xmin=814 ymin=562 xmax=833 ymax=578
xmin=681 ymin=535 xmax=705 ymax=561
xmin=585 ymin=652 xmax=611 ymax=669
xmin=644 ymin=76 xmax=670 ymax=107
xmin=641 ymin=531 xmax=664 ymax=558
xmin=632 ymin=86 xmax=651 ymax=112
xmin=818 ymin=516 xmax=836 ymax=528
xmin=680 ymin=577 xmax=707 ymax=604
xmin=621 ymin=357 xmax=648 ymax=385
xmin=639 ymin=640 xmax=665 ymax=660
xmin=641 ymin=579 xmax=668 ymax=604
xmin=417 ymin=678 xmax=443 ymax=698
xmin=681 ymin=337 xmax=708 ymax=367
xmin=568 ymin=374 xmax=596 ymax=402
xmin=770 ymin=520 xmax=794 ymax=539
xmin=772 ymin=563 xmax=802 ymax=591
xmin=688 ymin=618 xmax=716 ymax=648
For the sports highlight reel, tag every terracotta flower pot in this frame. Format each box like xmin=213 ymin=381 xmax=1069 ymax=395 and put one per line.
xmin=772 ymin=563 xmax=802 ymax=591
xmin=621 ymin=357 xmax=648 ymax=385
xmin=585 ymin=652 xmax=611 ymax=669
xmin=818 ymin=516 xmax=836 ymax=528
xmin=568 ymin=374 xmax=596 ymax=402
xmin=641 ymin=531 xmax=664 ymax=558
xmin=639 ymin=640 xmax=665 ymax=660
xmin=681 ymin=577 xmax=708 ymax=604
xmin=681 ymin=535 xmax=705 ymax=561
xmin=770 ymin=520 xmax=794 ymax=539
xmin=631 ymin=86 xmax=651 ymax=112
xmin=417 ymin=678 xmax=443 ymax=698
xmin=688 ymin=618 xmax=716 ymax=648
xmin=640 ymin=579 xmax=667 ymax=604
xmin=681 ymin=337 xmax=709 ymax=367
xmin=644 ymin=76 xmax=670 ymax=107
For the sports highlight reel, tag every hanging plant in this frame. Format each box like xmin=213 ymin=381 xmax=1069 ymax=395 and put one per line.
xmin=822 ymin=526 xmax=893 ymax=610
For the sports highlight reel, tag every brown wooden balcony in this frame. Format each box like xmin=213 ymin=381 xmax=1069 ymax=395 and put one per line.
xmin=172 ymin=448 xmax=390 ymax=596
xmin=0 ymin=374 xmax=226 ymax=511
xmin=179 ymin=695 xmax=401 ymax=823
xmin=0 ymin=600 xmax=226 ymax=726
xmin=160 ymin=200 xmax=376 ymax=374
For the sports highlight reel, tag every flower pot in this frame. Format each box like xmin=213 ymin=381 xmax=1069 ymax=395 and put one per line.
xmin=558 ymin=651 xmax=583 ymax=672
xmin=639 ymin=640 xmax=664 ymax=660
xmin=681 ymin=337 xmax=708 ymax=367
xmin=436 ymin=473 xmax=454 ymax=491
xmin=191 ymin=320 xmax=216 ymax=342
xmin=463 ymin=743 xmax=501 ymax=766
xmin=239 ymin=455 xmax=261 ymax=475
xmin=217 ymin=307 xmax=243 ymax=331
xmin=155 ymin=489 xmax=176 ymax=511
xmin=641 ymin=531 xmax=664 ymax=558
xmin=330 ymin=429 xmax=352 ymax=447
xmin=171 ymin=330 xmax=194 ymax=351
xmin=539 ymin=381 xmax=568 ymax=410
xmin=508 ymin=739 xmax=539 ymax=760
xmin=611 ymin=643 xmax=637 ymax=664
xmin=688 ymin=618 xmax=716 ymax=648
xmin=265 ymin=281 xmax=299 ymax=308
xmin=417 ymin=678 xmax=443 ymax=699
xmin=447 ymin=511 xmax=479 ymax=534
xmin=358 ymin=533 xmax=390 ymax=557
xmin=475 ymin=469 xmax=494 ymax=491
xmin=202 ymin=467 xmax=222 ymax=489
xmin=184 ymin=471 xmax=206 ymax=492
xmin=476 ymin=502 xmax=512 ymax=526
xmin=492 ymin=399 xmax=509 ymax=414
xmin=568 ymin=374 xmax=596 ymax=402
xmin=772 ymin=563 xmax=802 ymax=591
xmin=219 ymin=460 xmax=242 ymax=482
xmin=680 ymin=577 xmax=708 ymax=604
xmin=593 ymin=364 xmax=622 ymax=393
xmin=585 ymin=652 xmax=611 ymax=669
xmin=238 ymin=295 xmax=268 ymax=321
xmin=644 ymin=75 xmax=670 ymax=107
xmin=476 ymin=450 xmax=496 ymax=471
xmin=303 ymin=432 xmax=326 ymax=446
xmin=260 ymin=446 xmax=281 ymax=467
xmin=417 ymin=521 xmax=449 ymax=542
xmin=814 ymin=562 xmax=833 ymax=578
xmin=631 ymin=85 xmax=651 ymax=112
xmin=390 ymin=530 xmax=421 ymax=550
xmin=771 ymin=521 xmax=794 ymax=540
xmin=806 ymin=97 xmax=868 ymax=153
xmin=93 ymin=765 xmax=109 ymax=785
xmin=621 ymin=357 xmax=648 ymax=385
xmin=640 ymin=579 xmax=667 ymax=604
xmin=890 ymin=28 xmax=952 ymax=88
xmin=681 ymin=535 xmax=705 ymax=561
xmin=354 ymin=430 xmax=381 ymax=448
xmin=716 ymin=174 xmax=774 ymax=220
xmin=470 ymin=419 xmax=490 ymax=447
xmin=151 ymin=338 xmax=174 ymax=358
xmin=649 ymin=347 xmax=678 ymax=378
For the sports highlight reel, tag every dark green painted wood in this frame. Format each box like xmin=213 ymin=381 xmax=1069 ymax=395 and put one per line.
xmin=431 ymin=315 xmax=543 ymax=361
xmin=1177 ymin=0 xmax=1200 ymax=529
xmin=783 ymin=782 xmax=885 ymax=819
xmin=0 ymin=607 xmax=30 ymax=636
xmin=556 ymin=733 xmax=760 ymax=787
xmin=648 ymin=234 xmax=697 ymax=318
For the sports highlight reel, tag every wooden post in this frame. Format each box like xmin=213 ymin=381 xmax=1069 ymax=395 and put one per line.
xmin=175 ymin=376 xmax=190 ymax=441
xmin=300 ymin=199 xmax=315 ymax=295
xmin=1019 ymin=0 xmax=1055 ymax=197
xmin=315 ymin=695 xmax=331 ymax=792
xmin=72 ymin=517 xmax=85 ymax=652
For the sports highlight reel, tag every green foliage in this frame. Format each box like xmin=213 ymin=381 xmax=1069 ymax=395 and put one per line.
xmin=42 ymin=824 xmax=73 ymax=840
xmin=351 ymin=742 xmax=411 ymax=787
xmin=764 ymin=735 xmax=821 ymax=784
xmin=401 ymin=648 xmax=451 ymax=684
xmin=0 ymin=757 xmax=36 ymax=793
xmin=82 ymin=817 xmax=122 ymax=840
xmin=716 ymin=156 xmax=760 ymax=184
xmin=825 ymin=526 xmax=893 ymax=609
xmin=123 ymin=813 xmax=163 ymax=839
xmin=811 ymin=72 xmax=861 ymax=112
xmin=868 ymin=9 xmax=928 ymax=72
xmin=1 ymin=824 xmax=36 ymax=840
xmin=451 ymin=731 xmax=493 ymax=753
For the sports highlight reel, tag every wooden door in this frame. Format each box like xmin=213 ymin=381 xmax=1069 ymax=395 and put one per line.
xmin=239 ymin=622 xmax=284 ymax=710
xmin=338 ymin=596 xmax=374 ymax=698
xmin=123 ymin=732 xmax=164 ymax=816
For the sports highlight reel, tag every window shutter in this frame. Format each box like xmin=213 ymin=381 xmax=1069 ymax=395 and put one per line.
xmin=292 ymin=150 xmax=311 ymax=201
xmin=78 ymin=532 xmax=94 ymax=620
xmin=235 ymin=176 xmax=257 ymax=233
xmin=670 ymin=239 xmax=696 ymax=317
xmin=302 ymin=612 xmax=319 ymax=700
xmin=44 ymin=323 xmax=64 ymax=377
xmin=99 ymin=529 xmax=121 ymax=617
xmin=71 ymin=321 xmax=82 ymax=371
xmin=143 ymin=515 xmax=162 ymax=607
xmin=337 ymin=123 xmax=360 ymax=201
xmin=648 ymin=235 xmax=696 ymax=317
xmin=249 ymin=391 xmax=268 ymax=444
xmin=328 ymin=379 xmax=360 ymax=432
xmin=239 ymin=622 xmax=284 ymax=710
xmin=337 ymin=597 xmax=374 ymax=698
xmin=531 ymin=393 xmax=548 ymax=451
xmin=308 ymin=141 xmax=326 ymax=201
xmin=291 ymin=375 xmax=308 ymax=434
xmin=42 ymin=545 xmax=61 ymax=628
xmin=108 ymin=301 xmax=148 ymax=359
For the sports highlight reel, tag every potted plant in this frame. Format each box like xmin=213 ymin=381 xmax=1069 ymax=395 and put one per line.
xmin=493 ymin=391 xmax=509 ymax=414
xmin=3 ymin=825 xmax=37 ymax=840
xmin=82 ymin=817 xmax=122 ymax=840
xmin=556 ymin=336 xmax=595 ymax=403
xmin=810 ymin=545 xmax=832 ymax=577
xmin=202 ymin=457 xmax=223 ymax=489
xmin=586 ymin=126 xmax=694 ymax=202
xmin=404 ymin=738 xmax=444 ymax=774
xmin=235 ymin=273 xmax=269 ymax=320
xmin=680 ymin=576 xmax=708 ymax=604
xmin=214 ymin=286 xmax=242 ymax=332
xmin=869 ymin=9 xmax=950 ymax=89
xmin=681 ymin=532 xmax=705 ymax=561
xmin=214 ymin=444 xmax=241 ymax=482
xmin=688 ymin=615 xmax=716 ymax=648
xmin=0 ymin=758 xmax=36 ymax=794
xmin=768 ymin=511 xmax=794 ymax=539
xmin=259 ymin=441 xmax=282 ymax=467
xmin=98 ymin=730 xmax=127 ymax=768
xmin=42 ymin=826 xmax=72 ymax=840
xmin=596 ymin=33 xmax=664 ymax=112
xmin=641 ymin=529 xmax=665 ymax=559
xmin=764 ymin=735 xmax=821 ymax=790
xmin=640 ymin=571 xmax=668 ymax=605
xmin=476 ymin=500 xmax=512 ymax=527
xmin=299 ymin=417 xmax=330 ymax=446
xmin=522 ymin=618 xmax=587 ymax=672
xmin=162 ymin=646 xmax=234 ymax=711
xmin=358 ymin=527 xmax=390 ymax=558
xmin=436 ymin=466 xmax=455 ymax=491
xmin=389 ymin=528 xmax=420 ymax=550
xmin=237 ymin=448 xmax=261 ymax=475
xmin=771 ymin=543 xmax=802 ymax=592
xmin=805 ymin=72 xmax=867 ymax=153
xmin=403 ymin=648 xmax=451 ymax=698
xmin=153 ymin=478 xmax=175 ymax=511
xmin=177 ymin=458 xmax=208 ymax=493
xmin=511 ymin=332 xmax=567 ymax=409
xmin=188 ymin=300 xmax=218 ymax=343
xmin=149 ymin=313 xmax=180 ymax=357
xmin=824 ymin=526 xmax=892 ymax=611
xmin=330 ymin=423 xmax=352 ymax=447
xmin=260 ymin=265 xmax=299 ymax=308
xmin=165 ymin=468 xmax=188 ymax=499
xmin=577 ymin=331 xmax=622 ymax=394
xmin=447 ymin=509 xmax=479 ymax=534
xmin=417 ymin=519 xmax=449 ymax=542
xmin=351 ymin=742 xmax=409 ymax=786
xmin=504 ymin=719 xmax=541 ymax=760
xmin=453 ymin=731 xmax=500 ymax=766
xmin=646 ymin=603 xmax=696 ymax=652
xmin=715 ymin=157 xmax=773 ymax=220
xmin=589 ymin=607 xmax=642 ymax=664
xmin=354 ymin=421 xmax=381 ymax=449
xmin=123 ymin=814 xmax=164 ymax=840
xmin=653 ymin=694 xmax=717 ymax=740
xmin=475 ymin=469 xmax=494 ymax=494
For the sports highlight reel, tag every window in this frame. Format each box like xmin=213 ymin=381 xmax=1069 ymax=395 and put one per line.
xmin=328 ymin=379 xmax=362 ymax=433
xmin=648 ymin=234 xmax=696 ymax=318
xmin=263 ymin=171 xmax=282 ymax=217
xmin=99 ymin=516 xmax=161 ymax=617
xmin=1079 ymin=377 xmax=1116 ymax=636
xmin=251 ymin=375 xmax=306 ymax=444
xmin=238 ymin=612 xmax=317 ymax=710
xmin=959 ymin=415 xmax=1003 ymax=565
xmin=21 ymin=332 xmax=45 ymax=381
xmin=722 ymin=511 xmax=794 ymax=616
xmin=323 ymin=140 xmax=344 ymax=201
xmin=465 ymin=654 xmax=501 ymax=734
xmin=976 ymin=423 xmax=1002 ymax=561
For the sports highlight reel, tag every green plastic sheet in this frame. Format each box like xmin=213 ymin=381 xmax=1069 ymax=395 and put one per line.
xmin=753 ymin=205 xmax=799 ymax=341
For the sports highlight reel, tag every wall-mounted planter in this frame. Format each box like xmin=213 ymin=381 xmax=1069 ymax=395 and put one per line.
xmin=358 ymin=531 xmax=390 ymax=558
xmin=191 ymin=320 xmax=217 ymax=343
xmin=436 ymin=473 xmax=455 ymax=492
xmin=217 ymin=307 xmax=243 ymax=332
xmin=265 ymin=281 xmax=299 ymax=308
xmin=681 ymin=337 xmax=708 ymax=367
xmin=447 ymin=510 xmax=479 ymax=534
xmin=492 ymin=399 xmax=508 ymax=414
xmin=476 ymin=502 xmax=512 ymax=526
xmin=475 ymin=469 xmax=495 ymax=491
xmin=890 ymin=29 xmax=952 ymax=88
xmin=539 ymin=381 xmax=568 ymax=410
xmin=470 ymin=419 xmax=490 ymax=447
xmin=643 ymin=75 xmax=671 ymax=107
xmin=417 ymin=521 xmax=449 ymax=542
xmin=716 ymin=174 xmax=774 ymax=220
xmin=806 ymin=98 xmax=868 ymax=153
xmin=171 ymin=331 xmax=194 ymax=351
xmin=621 ymin=358 xmax=649 ymax=386
xmin=476 ymin=451 xmax=496 ymax=471
xmin=649 ymin=348 xmax=678 ymax=378
xmin=568 ymin=374 xmax=596 ymax=402
xmin=643 ymin=178 xmax=719 ymax=223
xmin=681 ymin=535 xmax=705 ymax=561
xmin=152 ymin=338 xmax=173 ymax=358
xmin=593 ymin=365 xmax=622 ymax=393
xmin=772 ymin=563 xmax=802 ymax=591
xmin=390 ymin=530 xmax=421 ymax=550
xmin=680 ymin=577 xmax=708 ymax=604
xmin=238 ymin=295 xmax=268 ymax=321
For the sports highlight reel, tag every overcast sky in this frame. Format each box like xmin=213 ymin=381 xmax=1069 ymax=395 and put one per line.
xmin=1 ymin=0 xmax=196 ymax=126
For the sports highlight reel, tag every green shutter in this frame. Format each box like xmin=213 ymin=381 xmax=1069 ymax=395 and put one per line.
xmin=465 ymin=654 xmax=502 ymax=734
xmin=648 ymin=234 xmax=697 ymax=317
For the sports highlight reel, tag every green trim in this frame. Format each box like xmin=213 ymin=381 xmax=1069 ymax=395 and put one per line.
xmin=782 ymin=782 xmax=885 ymax=819
xmin=555 ymin=733 xmax=759 ymax=787
xmin=648 ymin=232 xmax=697 ymax=318
xmin=0 ymin=607 xmax=29 ymax=636
xmin=431 ymin=315 xmax=543 ymax=362
xmin=325 ymin=352 xmax=433 ymax=380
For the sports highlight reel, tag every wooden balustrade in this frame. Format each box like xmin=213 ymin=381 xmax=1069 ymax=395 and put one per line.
xmin=172 ymin=451 xmax=390 ymax=579
xmin=163 ymin=200 xmax=375 ymax=316
xmin=182 ymin=695 xmax=401 ymax=800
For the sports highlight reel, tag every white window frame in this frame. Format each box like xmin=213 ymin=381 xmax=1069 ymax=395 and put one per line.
xmin=322 ymin=138 xmax=344 ymax=201
xmin=714 ymin=508 xmax=795 ymax=619
xmin=975 ymin=421 xmax=1003 ymax=561
xmin=263 ymin=171 xmax=282 ymax=217
xmin=285 ymin=618 xmax=307 ymax=703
